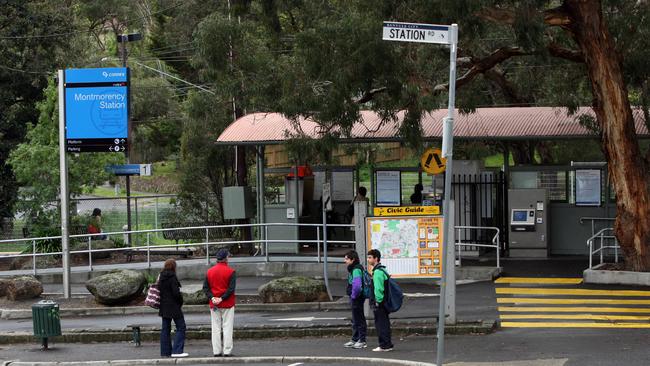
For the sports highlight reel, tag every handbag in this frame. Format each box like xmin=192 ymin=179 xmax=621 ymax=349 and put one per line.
xmin=145 ymin=275 xmax=161 ymax=309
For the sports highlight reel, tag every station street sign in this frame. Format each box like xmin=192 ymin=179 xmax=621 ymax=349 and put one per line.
xmin=106 ymin=163 xmax=152 ymax=176
xmin=382 ymin=21 xmax=452 ymax=44
xmin=64 ymin=67 xmax=129 ymax=153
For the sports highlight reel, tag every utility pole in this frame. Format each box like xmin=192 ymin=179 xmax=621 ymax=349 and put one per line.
xmin=117 ymin=33 xmax=142 ymax=244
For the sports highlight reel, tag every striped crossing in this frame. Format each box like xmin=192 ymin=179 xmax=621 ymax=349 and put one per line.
xmin=495 ymin=277 xmax=650 ymax=328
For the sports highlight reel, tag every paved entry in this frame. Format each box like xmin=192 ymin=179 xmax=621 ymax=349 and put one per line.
xmin=495 ymin=277 xmax=650 ymax=328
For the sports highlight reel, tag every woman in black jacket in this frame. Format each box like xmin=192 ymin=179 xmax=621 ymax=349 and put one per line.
xmin=158 ymin=259 xmax=188 ymax=358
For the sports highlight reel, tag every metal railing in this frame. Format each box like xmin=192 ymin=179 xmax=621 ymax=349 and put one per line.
xmin=579 ymin=216 xmax=615 ymax=239
xmin=0 ymin=222 xmax=355 ymax=275
xmin=586 ymin=227 xmax=618 ymax=269
xmin=454 ymin=226 xmax=501 ymax=268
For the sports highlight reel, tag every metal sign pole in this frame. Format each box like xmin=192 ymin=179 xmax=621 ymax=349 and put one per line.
xmin=57 ymin=70 xmax=71 ymax=299
xmin=437 ymin=23 xmax=458 ymax=366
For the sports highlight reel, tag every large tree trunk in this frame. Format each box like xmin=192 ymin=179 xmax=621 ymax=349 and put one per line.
xmin=565 ymin=0 xmax=650 ymax=271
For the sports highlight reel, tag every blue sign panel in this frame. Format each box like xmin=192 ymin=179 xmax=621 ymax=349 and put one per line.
xmin=65 ymin=86 xmax=127 ymax=139
xmin=65 ymin=68 xmax=128 ymax=84
xmin=106 ymin=164 xmax=141 ymax=176
xmin=64 ymin=67 xmax=129 ymax=153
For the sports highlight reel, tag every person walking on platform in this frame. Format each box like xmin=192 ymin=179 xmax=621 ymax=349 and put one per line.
xmin=203 ymin=249 xmax=237 ymax=357
xmin=158 ymin=259 xmax=188 ymax=358
xmin=367 ymin=249 xmax=394 ymax=352
xmin=343 ymin=250 xmax=367 ymax=349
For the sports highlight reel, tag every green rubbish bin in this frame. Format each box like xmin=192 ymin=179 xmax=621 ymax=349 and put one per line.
xmin=32 ymin=300 xmax=61 ymax=349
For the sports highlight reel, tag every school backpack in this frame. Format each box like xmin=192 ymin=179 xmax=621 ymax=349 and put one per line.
xmin=358 ymin=265 xmax=373 ymax=299
xmin=374 ymin=266 xmax=404 ymax=313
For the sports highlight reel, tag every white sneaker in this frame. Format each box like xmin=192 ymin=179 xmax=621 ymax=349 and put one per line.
xmin=353 ymin=341 xmax=367 ymax=349
xmin=171 ymin=353 xmax=189 ymax=358
xmin=372 ymin=347 xmax=393 ymax=352
xmin=344 ymin=340 xmax=356 ymax=347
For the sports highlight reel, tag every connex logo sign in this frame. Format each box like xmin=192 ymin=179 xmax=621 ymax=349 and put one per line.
xmin=102 ymin=71 xmax=125 ymax=78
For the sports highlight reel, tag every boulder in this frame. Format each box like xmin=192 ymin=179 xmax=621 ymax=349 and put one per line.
xmin=181 ymin=284 xmax=209 ymax=305
xmin=6 ymin=276 xmax=43 ymax=301
xmin=86 ymin=270 xmax=146 ymax=305
xmin=258 ymin=276 xmax=329 ymax=303
xmin=0 ymin=278 xmax=12 ymax=297
xmin=71 ymin=240 xmax=116 ymax=260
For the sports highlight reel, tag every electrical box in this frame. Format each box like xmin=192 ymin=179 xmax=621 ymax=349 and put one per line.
xmin=508 ymin=189 xmax=549 ymax=258
xmin=223 ymin=186 xmax=255 ymax=220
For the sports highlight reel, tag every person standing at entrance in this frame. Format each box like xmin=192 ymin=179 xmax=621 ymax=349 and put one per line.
xmin=410 ymin=184 xmax=423 ymax=204
xmin=203 ymin=249 xmax=236 ymax=357
xmin=158 ymin=259 xmax=187 ymax=358
xmin=367 ymin=249 xmax=394 ymax=352
xmin=343 ymin=250 xmax=367 ymax=349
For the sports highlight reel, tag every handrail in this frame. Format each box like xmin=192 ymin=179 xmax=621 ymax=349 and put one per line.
xmin=586 ymin=227 xmax=618 ymax=269
xmin=579 ymin=217 xmax=615 ymax=224
xmin=0 ymin=222 xmax=356 ymax=276
xmin=454 ymin=226 xmax=501 ymax=268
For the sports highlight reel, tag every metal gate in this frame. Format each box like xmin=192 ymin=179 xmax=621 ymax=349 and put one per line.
xmin=451 ymin=172 xmax=507 ymax=255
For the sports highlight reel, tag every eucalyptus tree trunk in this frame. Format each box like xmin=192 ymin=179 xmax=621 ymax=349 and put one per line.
xmin=565 ymin=0 xmax=650 ymax=271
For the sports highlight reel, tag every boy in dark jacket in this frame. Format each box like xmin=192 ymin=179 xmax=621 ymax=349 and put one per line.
xmin=367 ymin=249 xmax=394 ymax=352
xmin=158 ymin=259 xmax=187 ymax=358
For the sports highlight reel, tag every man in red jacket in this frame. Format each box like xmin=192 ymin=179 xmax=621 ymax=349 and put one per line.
xmin=203 ymin=249 xmax=236 ymax=357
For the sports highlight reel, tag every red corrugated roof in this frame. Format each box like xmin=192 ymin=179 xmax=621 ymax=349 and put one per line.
xmin=216 ymin=107 xmax=649 ymax=145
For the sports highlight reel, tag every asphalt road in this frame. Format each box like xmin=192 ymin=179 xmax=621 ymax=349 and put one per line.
xmin=2 ymin=329 xmax=650 ymax=366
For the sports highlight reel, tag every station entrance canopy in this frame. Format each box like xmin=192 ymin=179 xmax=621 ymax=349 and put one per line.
xmin=216 ymin=107 xmax=650 ymax=145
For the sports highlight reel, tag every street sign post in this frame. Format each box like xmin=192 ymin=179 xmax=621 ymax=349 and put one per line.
xmin=383 ymin=21 xmax=458 ymax=366
xmin=64 ymin=67 xmax=129 ymax=153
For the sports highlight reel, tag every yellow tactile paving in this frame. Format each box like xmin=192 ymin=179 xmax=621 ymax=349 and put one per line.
xmin=497 ymin=297 xmax=650 ymax=305
xmin=501 ymin=322 xmax=650 ymax=328
xmin=498 ymin=306 xmax=650 ymax=313
xmin=500 ymin=313 xmax=650 ymax=321
xmin=495 ymin=287 xmax=650 ymax=297
xmin=495 ymin=277 xmax=583 ymax=284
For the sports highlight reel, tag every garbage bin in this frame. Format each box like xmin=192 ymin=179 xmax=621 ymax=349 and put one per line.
xmin=32 ymin=300 xmax=61 ymax=349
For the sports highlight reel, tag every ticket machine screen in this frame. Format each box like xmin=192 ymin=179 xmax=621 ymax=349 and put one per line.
xmin=512 ymin=210 xmax=529 ymax=222
xmin=510 ymin=208 xmax=535 ymax=231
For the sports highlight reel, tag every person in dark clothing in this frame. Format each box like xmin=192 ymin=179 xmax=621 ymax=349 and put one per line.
xmin=410 ymin=184 xmax=423 ymax=204
xmin=343 ymin=250 xmax=367 ymax=349
xmin=367 ymin=249 xmax=394 ymax=352
xmin=158 ymin=259 xmax=188 ymax=358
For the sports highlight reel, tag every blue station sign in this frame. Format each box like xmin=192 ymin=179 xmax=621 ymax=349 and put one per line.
xmin=64 ymin=67 xmax=129 ymax=153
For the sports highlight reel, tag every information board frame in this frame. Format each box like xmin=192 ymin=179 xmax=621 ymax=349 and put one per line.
xmin=366 ymin=215 xmax=444 ymax=278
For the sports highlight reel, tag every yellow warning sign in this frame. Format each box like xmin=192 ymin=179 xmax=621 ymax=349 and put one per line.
xmin=420 ymin=147 xmax=446 ymax=175
xmin=373 ymin=206 xmax=440 ymax=216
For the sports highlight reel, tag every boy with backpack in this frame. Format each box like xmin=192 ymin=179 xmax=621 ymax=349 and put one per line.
xmin=343 ymin=250 xmax=369 ymax=349
xmin=367 ymin=249 xmax=394 ymax=352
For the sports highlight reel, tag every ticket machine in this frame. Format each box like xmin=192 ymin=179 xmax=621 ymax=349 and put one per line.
xmin=508 ymin=189 xmax=549 ymax=257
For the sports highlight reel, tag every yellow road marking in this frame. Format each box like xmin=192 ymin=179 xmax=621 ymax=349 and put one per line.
xmin=495 ymin=277 xmax=583 ymax=284
xmin=497 ymin=297 xmax=650 ymax=305
xmin=500 ymin=313 xmax=650 ymax=321
xmin=501 ymin=322 xmax=650 ymax=328
xmin=499 ymin=306 xmax=650 ymax=313
xmin=495 ymin=287 xmax=650 ymax=297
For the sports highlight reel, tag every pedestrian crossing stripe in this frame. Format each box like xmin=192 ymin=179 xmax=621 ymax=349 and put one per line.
xmin=501 ymin=322 xmax=650 ymax=328
xmin=497 ymin=297 xmax=650 ymax=305
xmin=500 ymin=314 xmax=650 ymax=321
xmin=495 ymin=287 xmax=650 ymax=297
xmin=495 ymin=277 xmax=583 ymax=284
xmin=498 ymin=306 xmax=650 ymax=313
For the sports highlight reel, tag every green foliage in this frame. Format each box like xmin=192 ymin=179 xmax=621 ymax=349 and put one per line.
xmin=0 ymin=1 xmax=78 ymax=217
xmin=8 ymin=80 xmax=124 ymax=228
